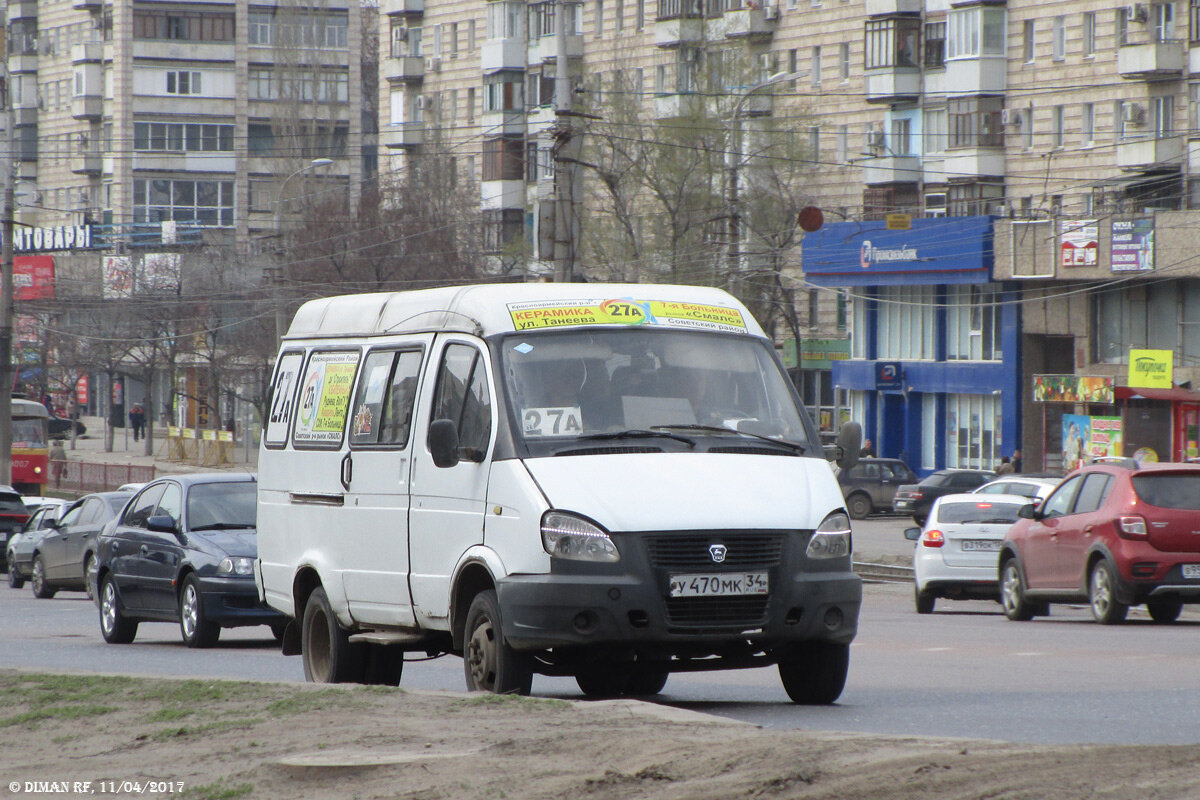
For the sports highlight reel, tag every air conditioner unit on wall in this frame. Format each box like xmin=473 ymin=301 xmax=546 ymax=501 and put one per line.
xmin=868 ymin=129 xmax=886 ymax=150
xmin=763 ymin=4 xmax=780 ymax=20
xmin=1123 ymin=102 xmax=1145 ymax=124
xmin=1126 ymin=3 xmax=1148 ymax=23
xmin=425 ymin=56 xmax=441 ymax=71
xmin=1001 ymin=108 xmax=1019 ymax=126
xmin=416 ymin=94 xmax=431 ymax=111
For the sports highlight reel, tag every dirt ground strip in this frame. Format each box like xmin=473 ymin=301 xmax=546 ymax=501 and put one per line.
xmin=0 ymin=671 xmax=1198 ymax=800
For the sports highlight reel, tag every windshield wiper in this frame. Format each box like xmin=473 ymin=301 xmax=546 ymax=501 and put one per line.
xmin=190 ymin=522 xmax=256 ymax=532
xmin=651 ymin=424 xmax=807 ymax=454
xmin=576 ymin=429 xmax=696 ymax=447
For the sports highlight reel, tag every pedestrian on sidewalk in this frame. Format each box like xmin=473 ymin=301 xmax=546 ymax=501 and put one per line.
xmin=129 ymin=403 xmax=146 ymax=442
xmin=50 ymin=439 xmax=67 ymax=488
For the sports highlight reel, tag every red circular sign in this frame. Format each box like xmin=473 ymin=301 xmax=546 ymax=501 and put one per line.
xmin=797 ymin=206 xmax=824 ymax=233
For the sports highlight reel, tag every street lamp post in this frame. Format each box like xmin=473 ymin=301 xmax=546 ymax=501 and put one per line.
xmin=726 ymin=71 xmax=802 ymax=295
xmin=271 ymin=158 xmax=333 ymax=343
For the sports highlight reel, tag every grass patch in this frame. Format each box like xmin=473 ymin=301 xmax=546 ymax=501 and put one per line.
xmin=0 ymin=704 xmax=117 ymax=728
xmin=137 ymin=680 xmax=268 ymax=707
xmin=182 ymin=781 xmax=254 ymax=800
xmin=146 ymin=718 xmax=265 ymax=742
xmin=145 ymin=707 xmax=195 ymax=723
xmin=266 ymin=688 xmax=359 ymax=716
xmin=455 ymin=694 xmax=571 ymax=710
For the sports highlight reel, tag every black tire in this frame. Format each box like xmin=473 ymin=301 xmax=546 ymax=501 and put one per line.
xmin=626 ymin=663 xmax=669 ymax=696
xmin=302 ymin=586 xmax=365 ymax=683
xmin=179 ymin=574 xmax=220 ymax=648
xmin=1000 ymin=559 xmax=1037 ymax=621
xmin=363 ymin=644 xmax=405 ymax=687
xmin=1089 ymin=560 xmax=1128 ymax=625
xmin=1147 ymin=599 xmax=1183 ymax=624
xmin=778 ymin=641 xmax=849 ymax=705
xmin=846 ymin=493 xmax=872 ymax=521
xmin=85 ymin=553 xmax=98 ymax=604
xmin=30 ymin=555 xmax=56 ymax=599
xmin=99 ymin=573 xmax=138 ymax=644
xmin=463 ymin=590 xmax=532 ymax=695
xmin=912 ymin=514 xmax=927 ymax=528
xmin=914 ymin=585 xmax=935 ymax=614
xmin=7 ymin=553 xmax=24 ymax=589
xmin=575 ymin=663 xmax=633 ymax=698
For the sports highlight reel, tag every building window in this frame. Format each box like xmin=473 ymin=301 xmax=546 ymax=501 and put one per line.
xmin=1083 ymin=11 xmax=1096 ymax=55
xmin=877 ymin=285 xmax=936 ymax=360
xmin=1022 ymin=19 xmax=1034 ymax=62
xmin=134 ymin=122 xmax=233 ymax=152
xmin=807 ymin=126 xmax=820 ymax=160
xmin=839 ymin=42 xmax=851 ymax=80
xmin=1191 ymin=82 xmax=1200 ymax=131
xmin=1155 ymin=1 xmax=1176 ymax=42
xmin=483 ymin=71 xmax=523 ymax=112
xmin=945 ymin=393 xmax=1001 ymax=470
xmin=1155 ymin=95 xmax=1174 ymax=137
xmin=864 ymin=18 xmax=920 ymax=69
xmin=1095 ymin=282 xmax=1187 ymax=363
xmin=947 ymin=181 xmax=1003 ymax=216
xmin=836 ymin=124 xmax=848 ymax=162
xmin=1191 ymin=0 xmax=1200 ymax=43
xmin=135 ymin=10 xmax=235 ymax=41
xmin=891 ymin=117 xmax=912 ymax=155
xmin=925 ymin=107 xmax=947 ymax=153
xmin=165 ymin=71 xmax=202 ymax=95
xmin=948 ymin=96 xmax=1004 ymax=148
xmin=133 ymin=179 xmax=234 ymax=226
xmin=948 ymin=6 xmax=1006 ymax=59
xmin=946 ymin=284 xmax=1002 ymax=361
xmin=595 ymin=0 xmax=604 ymax=37
xmin=1052 ymin=15 xmax=1065 ymax=60
xmin=1052 ymin=105 xmax=1065 ymax=148
xmin=924 ymin=21 xmax=946 ymax=67
xmin=488 ymin=0 xmax=525 ymax=39
xmin=1081 ymin=102 xmax=1095 ymax=145
xmin=1116 ymin=9 xmax=1129 ymax=47
xmin=482 ymin=209 xmax=525 ymax=253
xmin=482 ymin=135 xmax=524 ymax=180
xmin=810 ymin=46 xmax=821 ymax=85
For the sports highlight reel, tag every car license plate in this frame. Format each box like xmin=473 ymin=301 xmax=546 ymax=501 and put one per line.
xmin=895 ymin=501 xmax=911 ymax=509
xmin=669 ymin=573 xmax=768 ymax=598
xmin=1183 ymin=565 xmax=1200 ymax=580
xmin=961 ymin=540 xmax=1001 ymax=552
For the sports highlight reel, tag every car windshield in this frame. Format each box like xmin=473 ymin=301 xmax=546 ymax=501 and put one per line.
xmin=936 ymin=501 xmax=1026 ymax=525
xmin=187 ymin=482 xmax=257 ymax=531
xmin=1131 ymin=474 xmax=1200 ymax=510
xmin=498 ymin=329 xmax=810 ymax=453
xmin=0 ymin=493 xmax=27 ymax=514
xmin=13 ymin=419 xmax=46 ymax=448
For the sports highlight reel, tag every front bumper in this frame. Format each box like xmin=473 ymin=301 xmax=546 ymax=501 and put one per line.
xmin=195 ymin=575 xmax=287 ymax=627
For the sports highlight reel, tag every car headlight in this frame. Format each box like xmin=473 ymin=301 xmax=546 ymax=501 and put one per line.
xmin=541 ymin=511 xmax=619 ymax=563
xmin=217 ymin=557 xmax=256 ymax=576
xmin=807 ymin=512 xmax=852 ymax=560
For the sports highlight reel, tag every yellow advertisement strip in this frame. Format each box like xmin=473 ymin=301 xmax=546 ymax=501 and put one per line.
xmin=314 ymin=362 xmax=356 ymax=432
xmin=508 ymin=299 xmax=747 ymax=333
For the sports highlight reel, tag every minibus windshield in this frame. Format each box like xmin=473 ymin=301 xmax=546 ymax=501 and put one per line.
xmin=498 ymin=329 xmax=811 ymax=453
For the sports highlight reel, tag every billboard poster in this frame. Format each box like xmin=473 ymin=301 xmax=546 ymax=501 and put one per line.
xmin=140 ymin=252 xmax=182 ymax=293
xmin=1127 ymin=348 xmax=1173 ymax=389
xmin=102 ymin=256 xmax=134 ymax=299
xmin=1060 ymin=220 xmax=1099 ymax=268
xmin=1089 ymin=416 xmax=1123 ymax=461
xmin=1062 ymin=414 xmax=1092 ymax=472
xmin=1033 ymin=375 xmax=1114 ymax=403
xmin=12 ymin=256 xmax=55 ymax=299
xmin=1111 ymin=218 xmax=1154 ymax=272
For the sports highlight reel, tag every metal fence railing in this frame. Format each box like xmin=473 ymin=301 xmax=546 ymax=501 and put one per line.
xmin=52 ymin=462 xmax=157 ymax=495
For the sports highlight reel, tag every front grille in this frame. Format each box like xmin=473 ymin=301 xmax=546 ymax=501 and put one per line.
xmin=707 ymin=446 xmax=796 ymax=456
xmin=555 ymin=446 xmax=663 ymax=456
xmin=643 ymin=532 xmax=786 ymax=570
xmin=666 ymin=596 xmax=770 ymax=630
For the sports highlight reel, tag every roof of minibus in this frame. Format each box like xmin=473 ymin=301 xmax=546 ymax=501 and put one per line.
xmin=285 ymin=283 xmax=767 ymax=340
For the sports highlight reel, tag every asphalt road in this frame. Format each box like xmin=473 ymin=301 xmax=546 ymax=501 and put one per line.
xmin=4 ymin=579 xmax=1199 ymax=745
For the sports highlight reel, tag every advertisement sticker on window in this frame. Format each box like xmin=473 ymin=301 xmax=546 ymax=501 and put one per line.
xmin=293 ymin=351 xmax=359 ymax=445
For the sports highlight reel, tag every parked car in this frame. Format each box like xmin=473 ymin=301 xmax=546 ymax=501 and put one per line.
xmin=6 ymin=498 xmax=68 ymax=588
xmin=973 ymin=476 xmax=1061 ymax=503
xmin=838 ymin=458 xmax=917 ymax=519
xmin=48 ymin=416 xmax=87 ymax=438
xmin=0 ymin=485 xmax=31 ymax=573
xmin=893 ymin=469 xmax=996 ymax=525
xmin=904 ymin=494 xmax=1034 ymax=614
xmin=95 ymin=474 xmax=285 ymax=647
xmin=30 ymin=491 xmax=134 ymax=600
xmin=1000 ymin=462 xmax=1200 ymax=625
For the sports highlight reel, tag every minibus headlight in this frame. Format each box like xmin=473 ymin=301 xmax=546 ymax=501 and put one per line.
xmin=807 ymin=512 xmax=852 ymax=560
xmin=541 ymin=512 xmax=619 ymax=563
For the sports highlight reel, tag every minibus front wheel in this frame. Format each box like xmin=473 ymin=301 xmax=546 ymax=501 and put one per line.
xmin=463 ymin=590 xmax=532 ymax=695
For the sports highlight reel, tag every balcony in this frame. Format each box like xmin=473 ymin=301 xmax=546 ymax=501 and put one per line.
xmin=72 ymin=152 xmax=103 ymax=175
xmin=1118 ymin=40 xmax=1185 ymax=81
xmin=73 ymin=0 xmax=102 ymax=10
xmin=944 ymin=55 xmax=1006 ymax=95
xmin=721 ymin=6 xmax=779 ymax=40
xmin=72 ymin=95 xmax=104 ymax=120
xmin=481 ymin=180 xmax=525 ymax=210
xmin=528 ymin=33 xmax=583 ymax=63
xmin=382 ymin=122 xmax=423 ymax=149
xmin=10 ymin=53 xmax=39 ymax=74
xmin=864 ymin=0 xmax=921 ymax=14
xmin=9 ymin=0 xmax=38 ymax=20
xmin=482 ymin=37 xmax=526 ymax=72
xmin=943 ymin=147 xmax=1005 ymax=179
xmin=387 ymin=55 xmax=425 ymax=82
xmin=481 ymin=109 xmax=528 ymax=135
xmin=862 ymin=155 xmax=921 ymax=185
xmin=653 ymin=92 xmax=702 ymax=119
xmin=71 ymin=42 xmax=104 ymax=63
xmin=132 ymin=40 xmax=236 ymax=63
xmin=864 ymin=69 xmax=921 ymax=104
xmin=382 ymin=0 xmax=423 ymax=14
xmin=1117 ymin=136 xmax=1184 ymax=171
xmin=655 ymin=17 xmax=704 ymax=47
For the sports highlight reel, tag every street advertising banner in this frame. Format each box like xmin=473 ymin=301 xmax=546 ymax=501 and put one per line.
xmin=12 ymin=256 xmax=55 ymax=299
xmin=1127 ymin=349 xmax=1173 ymax=389
xmin=1060 ymin=220 xmax=1099 ymax=268
xmin=102 ymin=256 xmax=134 ymax=299
xmin=1111 ymin=218 xmax=1154 ymax=272
xmin=1062 ymin=414 xmax=1123 ymax=471
xmin=1089 ymin=415 xmax=1123 ymax=461
xmin=1032 ymin=374 xmax=1114 ymax=403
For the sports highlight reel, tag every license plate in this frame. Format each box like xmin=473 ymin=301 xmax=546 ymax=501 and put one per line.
xmin=895 ymin=501 xmax=911 ymax=509
xmin=1183 ymin=565 xmax=1200 ymax=580
xmin=961 ymin=540 xmax=1001 ymax=552
xmin=669 ymin=573 xmax=768 ymax=598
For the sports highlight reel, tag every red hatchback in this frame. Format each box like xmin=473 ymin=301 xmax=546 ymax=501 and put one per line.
xmin=999 ymin=462 xmax=1200 ymax=624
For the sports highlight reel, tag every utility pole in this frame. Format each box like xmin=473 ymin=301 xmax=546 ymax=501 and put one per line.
xmin=552 ymin=0 xmax=576 ymax=282
xmin=0 ymin=63 xmax=15 ymax=486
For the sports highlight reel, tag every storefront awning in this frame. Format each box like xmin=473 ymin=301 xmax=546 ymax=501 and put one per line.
xmin=1114 ymin=386 xmax=1200 ymax=403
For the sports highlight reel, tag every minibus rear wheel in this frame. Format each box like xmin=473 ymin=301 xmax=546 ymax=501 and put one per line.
xmin=302 ymin=586 xmax=365 ymax=683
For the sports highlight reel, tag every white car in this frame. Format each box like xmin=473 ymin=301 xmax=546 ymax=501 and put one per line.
xmin=972 ymin=476 xmax=1060 ymax=503
xmin=904 ymin=493 xmax=1034 ymax=614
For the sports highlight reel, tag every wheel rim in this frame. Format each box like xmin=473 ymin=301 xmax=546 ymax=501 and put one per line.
xmin=32 ymin=559 xmax=43 ymax=594
xmin=85 ymin=556 xmax=97 ymax=600
xmin=101 ymin=581 xmax=118 ymax=635
xmin=181 ymin=583 xmax=199 ymax=640
xmin=304 ymin=605 xmax=332 ymax=680
xmin=1000 ymin=564 xmax=1021 ymax=614
xmin=466 ymin=616 xmax=497 ymax=691
xmin=1091 ymin=565 xmax=1113 ymax=617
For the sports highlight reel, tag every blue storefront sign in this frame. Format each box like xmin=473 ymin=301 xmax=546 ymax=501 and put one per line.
xmin=803 ymin=216 xmax=993 ymax=287
xmin=875 ymin=362 xmax=903 ymax=390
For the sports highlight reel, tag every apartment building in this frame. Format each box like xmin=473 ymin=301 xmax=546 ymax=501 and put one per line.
xmin=6 ymin=0 xmax=364 ymax=252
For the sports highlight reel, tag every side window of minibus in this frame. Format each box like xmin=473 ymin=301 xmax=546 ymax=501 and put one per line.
xmin=350 ymin=349 xmax=423 ymax=447
xmin=430 ymin=344 xmax=491 ymax=456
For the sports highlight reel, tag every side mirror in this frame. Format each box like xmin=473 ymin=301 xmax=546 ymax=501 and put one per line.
xmin=429 ymin=419 xmax=461 ymax=468
xmin=1017 ymin=503 xmax=1038 ymax=520
xmin=146 ymin=515 xmax=178 ymax=534
xmin=903 ymin=526 xmax=922 ymax=541
xmin=832 ymin=421 xmax=862 ymax=472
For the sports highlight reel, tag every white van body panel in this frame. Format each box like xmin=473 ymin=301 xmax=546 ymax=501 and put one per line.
xmin=481 ymin=459 xmax=552 ymax=577
xmin=524 ymin=454 xmax=838 ymax=533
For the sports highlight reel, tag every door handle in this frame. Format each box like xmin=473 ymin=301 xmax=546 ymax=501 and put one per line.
xmin=140 ymin=545 xmax=149 ymax=556
xmin=340 ymin=452 xmax=353 ymax=491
